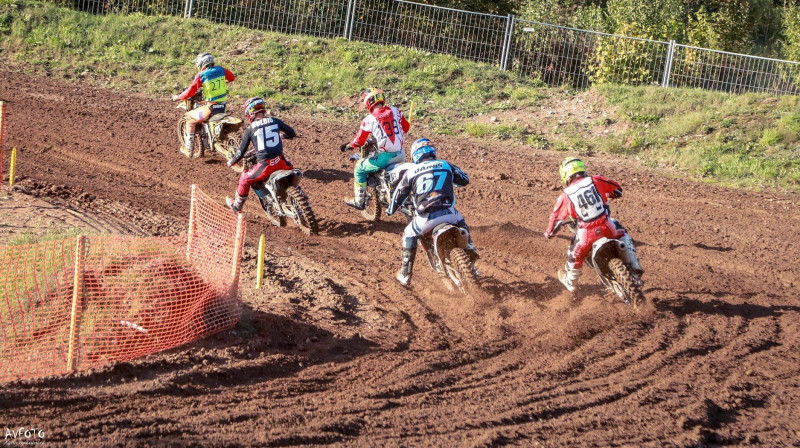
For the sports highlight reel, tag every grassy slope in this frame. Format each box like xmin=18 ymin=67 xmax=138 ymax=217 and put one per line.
xmin=1 ymin=0 xmax=798 ymax=191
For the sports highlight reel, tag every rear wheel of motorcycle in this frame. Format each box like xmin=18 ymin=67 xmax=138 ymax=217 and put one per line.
xmin=608 ymin=257 xmax=646 ymax=310
xmin=216 ymin=134 xmax=242 ymax=171
xmin=446 ymin=248 xmax=479 ymax=295
xmin=361 ymin=187 xmax=381 ymax=221
xmin=287 ymin=186 xmax=319 ymax=236
xmin=177 ymin=118 xmax=199 ymax=158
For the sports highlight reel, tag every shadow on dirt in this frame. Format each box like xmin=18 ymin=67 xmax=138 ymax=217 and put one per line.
xmin=304 ymin=168 xmax=351 ymax=184
xmin=0 ymin=304 xmax=376 ymax=408
xmin=661 ymin=297 xmax=800 ymax=319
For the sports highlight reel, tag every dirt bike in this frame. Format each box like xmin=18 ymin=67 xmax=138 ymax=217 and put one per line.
xmin=418 ymin=222 xmax=481 ymax=295
xmin=554 ymin=218 xmax=646 ymax=309
xmin=346 ymin=137 xmax=413 ymax=221
xmin=236 ymin=150 xmax=319 ymax=236
xmin=175 ymin=92 xmax=243 ymax=163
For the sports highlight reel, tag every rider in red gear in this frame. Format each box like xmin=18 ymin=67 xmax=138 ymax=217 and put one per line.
xmin=544 ymin=157 xmax=643 ymax=292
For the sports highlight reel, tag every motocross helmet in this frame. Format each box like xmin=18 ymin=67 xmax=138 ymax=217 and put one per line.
xmin=362 ymin=88 xmax=385 ymax=111
xmin=559 ymin=157 xmax=587 ymax=184
xmin=411 ymin=138 xmax=437 ymax=164
xmin=243 ymin=97 xmax=266 ymax=121
xmin=194 ymin=52 xmax=215 ymax=70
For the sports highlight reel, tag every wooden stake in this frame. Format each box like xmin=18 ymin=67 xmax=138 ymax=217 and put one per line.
xmin=231 ymin=212 xmax=245 ymax=280
xmin=66 ymin=235 xmax=86 ymax=372
xmin=256 ymin=234 xmax=265 ymax=289
xmin=9 ymin=147 xmax=16 ymax=187
xmin=186 ymin=184 xmax=196 ymax=261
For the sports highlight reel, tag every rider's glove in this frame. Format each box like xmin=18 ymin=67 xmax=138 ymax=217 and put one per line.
xmin=171 ymin=94 xmax=180 ymax=102
xmin=340 ymin=143 xmax=352 ymax=152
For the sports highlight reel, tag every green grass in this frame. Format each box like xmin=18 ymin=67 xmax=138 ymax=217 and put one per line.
xmin=2 ymin=0 xmax=800 ymax=191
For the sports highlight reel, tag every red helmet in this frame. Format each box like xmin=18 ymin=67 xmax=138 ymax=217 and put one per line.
xmin=243 ymin=97 xmax=266 ymax=121
xmin=362 ymin=88 xmax=385 ymax=111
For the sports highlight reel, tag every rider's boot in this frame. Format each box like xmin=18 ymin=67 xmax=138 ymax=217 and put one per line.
xmin=225 ymin=194 xmax=247 ymax=213
xmin=344 ymin=184 xmax=367 ymax=211
xmin=396 ymin=239 xmax=417 ymax=287
xmin=619 ymin=232 xmax=644 ymax=276
xmin=457 ymin=218 xmax=479 ymax=261
xmin=557 ymin=262 xmax=581 ymax=293
xmin=181 ymin=131 xmax=194 ymax=157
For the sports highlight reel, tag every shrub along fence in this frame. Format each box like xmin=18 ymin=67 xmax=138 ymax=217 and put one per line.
xmin=52 ymin=0 xmax=800 ymax=95
xmin=0 ymin=185 xmax=246 ymax=382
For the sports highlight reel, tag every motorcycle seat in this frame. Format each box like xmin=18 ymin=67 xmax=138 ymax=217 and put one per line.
xmin=208 ymin=113 xmax=231 ymax=122
xmin=267 ymin=169 xmax=303 ymax=183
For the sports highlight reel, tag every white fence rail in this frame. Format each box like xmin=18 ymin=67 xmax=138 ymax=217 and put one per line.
xmin=58 ymin=0 xmax=800 ymax=95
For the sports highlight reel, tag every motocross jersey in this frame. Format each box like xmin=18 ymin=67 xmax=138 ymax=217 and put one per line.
xmin=229 ymin=117 xmax=296 ymax=166
xmin=546 ymin=175 xmax=622 ymax=235
xmin=389 ymin=159 xmax=469 ymax=215
xmin=350 ymin=106 xmax=410 ymax=153
xmin=177 ymin=66 xmax=236 ymax=103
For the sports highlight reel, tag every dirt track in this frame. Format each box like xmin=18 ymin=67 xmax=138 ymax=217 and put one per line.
xmin=1 ymin=69 xmax=800 ymax=446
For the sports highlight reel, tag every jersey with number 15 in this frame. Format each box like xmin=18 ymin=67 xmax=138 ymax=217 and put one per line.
xmin=229 ymin=117 xmax=297 ymax=166
xmin=390 ymin=159 xmax=470 ymax=215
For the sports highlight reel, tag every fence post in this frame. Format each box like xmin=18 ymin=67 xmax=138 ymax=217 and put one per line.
xmin=347 ymin=0 xmax=358 ymax=41
xmin=231 ymin=212 xmax=245 ymax=280
xmin=500 ymin=14 xmax=515 ymax=71
xmin=66 ymin=235 xmax=86 ymax=372
xmin=662 ymin=40 xmax=676 ymax=88
xmin=256 ymin=234 xmax=265 ymax=289
xmin=343 ymin=0 xmax=353 ymax=38
xmin=185 ymin=0 xmax=195 ymax=19
xmin=187 ymin=184 xmax=196 ymax=262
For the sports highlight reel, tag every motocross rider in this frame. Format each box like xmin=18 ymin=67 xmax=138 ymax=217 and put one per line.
xmin=544 ymin=157 xmax=644 ymax=292
xmin=387 ymin=138 xmax=477 ymax=287
xmin=340 ymin=88 xmax=410 ymax=210
xmin=172 ymin=52 xmax=236 ymax=157
xmin=225 ymin=97 xmax=297 ymax=213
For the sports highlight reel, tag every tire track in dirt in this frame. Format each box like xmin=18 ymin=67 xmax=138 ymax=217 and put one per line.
xmin=2 ymin=69 xmax=800 ymax=445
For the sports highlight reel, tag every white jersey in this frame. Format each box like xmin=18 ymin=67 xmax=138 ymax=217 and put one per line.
xmin=564 ymin=176 xmax=605 ymax=222
xmin=359 ymin=106 xmax=406 ymax=153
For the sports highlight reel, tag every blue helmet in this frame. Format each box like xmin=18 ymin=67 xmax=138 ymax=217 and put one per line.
xmin=411 ymin=138 xmax=437 ymax=164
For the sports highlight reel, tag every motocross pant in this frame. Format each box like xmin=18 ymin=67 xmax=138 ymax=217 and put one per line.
xmin=402 ymin=207 xmax=465 ymax=249
xmin=567 ymin=216 xmax=625 ymax=270
xmin=237 ymin=154 xmax=293 ymax=197
xmin=185 ymin=103 xmax=226 ymax=133
xmin=354 ymin=150 xmax=405 ymax=187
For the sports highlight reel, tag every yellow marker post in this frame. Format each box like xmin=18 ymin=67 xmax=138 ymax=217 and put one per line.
xmin=256 ymin=234 xmax=265 ymax=289
xmin=408 ymin=101 xmax=415 ymax=126
xmin=9 ymin=147 xmax=16 ymax=187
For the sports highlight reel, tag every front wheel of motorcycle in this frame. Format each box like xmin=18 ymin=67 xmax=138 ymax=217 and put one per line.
xmin=286 ymin=186 xmax=319 ymax=236
xmin=361 ymin=187 xmax=381 ymax=221
xmin=445 ymin=247 xmax=479 ymax=295
xmin=608 ymin=257 xmax=647 ymax=310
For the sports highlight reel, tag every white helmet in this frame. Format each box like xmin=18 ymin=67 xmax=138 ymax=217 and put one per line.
xmin=194 ymin=52 xmax=214 ymax=70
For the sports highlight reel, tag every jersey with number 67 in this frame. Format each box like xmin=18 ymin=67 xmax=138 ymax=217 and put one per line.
xmin=229 ymin=117 xmax=297 ymax=166
xmin=389 ymin=159 xmax=470 ymax=216
xmin=350 ymin=106 xmax=410 ymax=153
xmin=545 ymin=175 xmax=623 ymax=234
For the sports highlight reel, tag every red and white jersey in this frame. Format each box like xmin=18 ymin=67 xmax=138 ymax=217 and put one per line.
xmin=350 ymin=106 xmax=410 ymax=153
xmin=545 ymin=175 xmax=623 ymax=235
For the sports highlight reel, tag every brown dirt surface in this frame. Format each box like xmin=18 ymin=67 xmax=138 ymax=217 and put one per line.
xmin=1 ymin=69 xmax=800 ymax=446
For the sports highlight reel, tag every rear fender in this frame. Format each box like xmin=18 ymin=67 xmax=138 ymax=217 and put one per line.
xmin=267 ymin=169 xmax=303 ymax=193
xmin=432 ymin=225 xmax=469 ymax=262
xmin=590 ymin=238 xmax=621 ymax=281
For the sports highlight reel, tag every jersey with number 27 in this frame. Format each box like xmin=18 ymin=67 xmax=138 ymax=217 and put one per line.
xmin=390 ymin=160 xmax=470 ymax=215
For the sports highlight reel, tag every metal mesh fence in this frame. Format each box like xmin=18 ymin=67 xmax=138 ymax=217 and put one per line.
xmin=669 ymin=44 xmax=800 ymax=95
xmin=0 ymin=185 xmax=245 ymax=382
xmin=350 ymin=0 xmax=509 ymax=65
xmin=189 ymin=0 xmax=348 ymax=38
xmin=510 ymin=20 xmax=670 ymax=88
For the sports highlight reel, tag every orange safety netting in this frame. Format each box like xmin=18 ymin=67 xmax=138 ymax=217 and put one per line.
xmin=0 ymin=185 xmax=246 ymax=382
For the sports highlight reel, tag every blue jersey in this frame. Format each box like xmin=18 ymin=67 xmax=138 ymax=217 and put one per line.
xmin=388 ymin=159 xmax=469 ymax=215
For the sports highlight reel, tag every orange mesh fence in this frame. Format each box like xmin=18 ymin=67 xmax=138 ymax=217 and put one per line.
xmin=0 ymin=185 xmax=246 ymax=382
